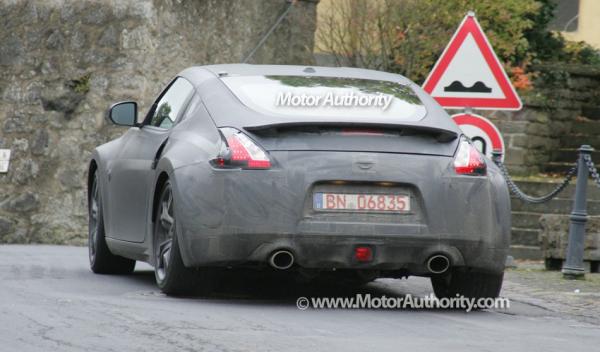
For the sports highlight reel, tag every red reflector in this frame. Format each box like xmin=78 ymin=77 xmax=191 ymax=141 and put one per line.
xmin=355 ymin=247 xmax=373 ymax=262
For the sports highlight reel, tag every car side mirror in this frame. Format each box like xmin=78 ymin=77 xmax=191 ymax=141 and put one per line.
xmin=107 ymin=101 xmax=138 ymax=127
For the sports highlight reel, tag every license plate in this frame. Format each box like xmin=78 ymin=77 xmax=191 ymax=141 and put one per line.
xmin=313 ymin=192 xmax=410 ymax=212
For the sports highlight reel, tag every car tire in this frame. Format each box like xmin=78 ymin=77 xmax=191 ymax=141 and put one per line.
xmin=153 ymin=181 xmax=204 ymax=296
xmin=431 ymin=269 xmax=504 ymax=299
xmin=88 ymin=171 xmax=136 ymax=274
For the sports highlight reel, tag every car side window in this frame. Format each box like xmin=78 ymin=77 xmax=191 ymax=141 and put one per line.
xmin=149 ymin=77 xmax=194 ymax=129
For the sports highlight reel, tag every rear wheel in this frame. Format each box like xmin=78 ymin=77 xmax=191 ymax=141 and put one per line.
xmin=88 ymin=171 xmax=136 ymax=274
xmin=431 ymin=269 xmax=504 ymax=299
xmin=154 ymin=181 xmax=204 ymax=295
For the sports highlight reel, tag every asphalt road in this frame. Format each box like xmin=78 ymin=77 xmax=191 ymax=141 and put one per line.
xmin=1 ymin=245 xmax=599 ymax=352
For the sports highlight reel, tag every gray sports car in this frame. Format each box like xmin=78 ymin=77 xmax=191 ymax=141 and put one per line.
xmin=88 ymin=64 xmax=510 ymax=297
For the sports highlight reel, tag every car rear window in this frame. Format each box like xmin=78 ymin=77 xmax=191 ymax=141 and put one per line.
xmin=220 ymin=75 xmax=426 ymax=122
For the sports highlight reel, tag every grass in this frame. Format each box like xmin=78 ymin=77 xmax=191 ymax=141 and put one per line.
xmin=69 ymin=74 xmax=91 ymax=94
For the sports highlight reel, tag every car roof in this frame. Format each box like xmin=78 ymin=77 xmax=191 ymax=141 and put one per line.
xmin=179 ymin=64 xmax=416 ymax=86
xmin=205 ymin=64 xmax=412 ymax=84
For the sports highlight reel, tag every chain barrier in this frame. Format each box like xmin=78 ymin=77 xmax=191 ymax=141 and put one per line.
xmin=493 ymin=145 xmax=599 ymax=278
xmin=584 ymin=154 xmax=600 ymax=189
xmin=492 ymin=154 xmax=578 ymax=204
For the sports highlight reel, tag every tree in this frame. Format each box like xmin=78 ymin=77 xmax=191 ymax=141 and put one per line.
xmin=316 ymin=0 xmax=598 ymax=85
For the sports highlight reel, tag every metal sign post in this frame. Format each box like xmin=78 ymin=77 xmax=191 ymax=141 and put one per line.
xmin=422 ymin=11 xmax=524 ymax=267
xmin=562 ymin=145 xmax=594 ymax=279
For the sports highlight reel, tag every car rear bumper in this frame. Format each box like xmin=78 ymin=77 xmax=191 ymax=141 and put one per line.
xmin=170 ymin=150 xmax=511 ymax=276
xmin=177 ymin=231 xmax=507 ymax=275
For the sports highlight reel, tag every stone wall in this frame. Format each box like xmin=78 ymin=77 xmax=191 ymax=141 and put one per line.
xmin=483 ymin=64 xmax=600 ymax=259
xmin=0 ymin=0 xmax=318 ymax=244
xmin=540 ymin=214 xmax=600 ymax=272
xmin=487 ymin=64 xmax=600 ymax=175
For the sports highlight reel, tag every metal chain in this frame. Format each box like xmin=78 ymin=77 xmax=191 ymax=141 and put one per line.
xmin=584 ymin=154 xmax=600 ymax=188
xmin=494 ymin=158 xmax=578 ymax=204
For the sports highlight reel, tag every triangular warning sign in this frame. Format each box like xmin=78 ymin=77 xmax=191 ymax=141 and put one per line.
xmin=422 ymin=13 xmax=522 ymax=110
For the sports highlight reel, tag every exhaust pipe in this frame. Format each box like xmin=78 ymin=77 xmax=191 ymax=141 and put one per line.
xmin=269 ymin=250 xmax=294 ymax=270
xmin=427 ymin=254 xmax=450 ymax=274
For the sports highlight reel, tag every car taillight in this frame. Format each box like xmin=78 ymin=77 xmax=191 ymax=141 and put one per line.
xmin=454 ymin=137 xmax=486 ymax=176
xmin=212 ymin=128 xmax=271 ymax=169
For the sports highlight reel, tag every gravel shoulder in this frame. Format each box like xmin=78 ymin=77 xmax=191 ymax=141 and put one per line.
xmin=503 ymin=260 xmax=600 ymax=325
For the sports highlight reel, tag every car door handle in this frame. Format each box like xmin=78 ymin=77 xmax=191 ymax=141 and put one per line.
xmin=356 ymin=161 xmax=374 ymax=170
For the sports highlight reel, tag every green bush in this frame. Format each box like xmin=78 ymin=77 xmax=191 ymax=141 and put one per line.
xmin=316 ymin=0 xmax=600 ymax=83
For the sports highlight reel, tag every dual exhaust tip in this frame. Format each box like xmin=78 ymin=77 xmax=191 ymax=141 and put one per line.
xmin=269 ymin=250 xmax=295 ymax=270
xmin=269 ymin=250 xmax=450 ymax=274
xmin=426 ymin=254 xmax=450 ymax=274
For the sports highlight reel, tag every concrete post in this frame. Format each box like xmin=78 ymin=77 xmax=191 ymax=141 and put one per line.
xmin=562 ymin=145 xmax=594 ymax=279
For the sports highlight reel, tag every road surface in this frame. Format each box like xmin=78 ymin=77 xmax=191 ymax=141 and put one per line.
xmin=1 ymin=245 xmax=598 ymax=352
